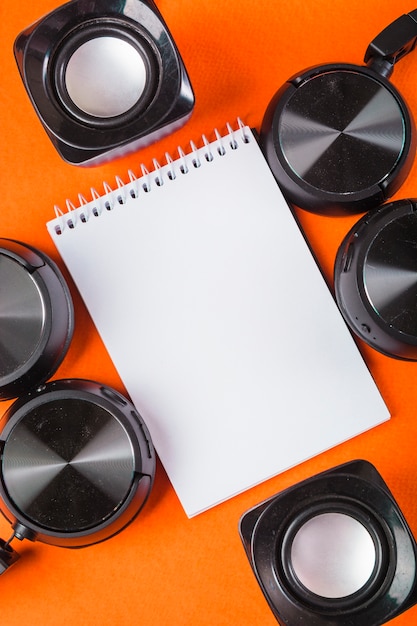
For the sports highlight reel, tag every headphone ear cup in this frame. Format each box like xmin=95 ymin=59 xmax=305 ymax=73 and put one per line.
xmin=334 ymin=199 xmax=417 ymax=359
xmin=0 ymin=379 xmax=156 ymax=550
xmin=260 ymin=64 xmax=415 ymax=216
xmin=0 ymin=239 xmax=74 ymax=400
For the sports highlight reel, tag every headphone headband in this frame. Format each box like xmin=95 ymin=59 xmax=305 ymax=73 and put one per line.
xmin=365 ymin=9 xmax=417 ymax=76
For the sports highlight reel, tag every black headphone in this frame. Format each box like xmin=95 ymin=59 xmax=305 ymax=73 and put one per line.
xmin=261 ymin=10 xmax=417 ymax=216
xmin=0 ymin=239 xmax=155 ymax=572
xmin=260 ymin=10 xmax=417 ymax=359
xmin=334 ymin=198 xmax=417 ymax=359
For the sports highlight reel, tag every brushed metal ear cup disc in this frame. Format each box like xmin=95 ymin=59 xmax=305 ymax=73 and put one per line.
xmin=0 ymin=380 xmax=156 ymax=548
xmin=0 ymin=240 xmax=74 ymax=400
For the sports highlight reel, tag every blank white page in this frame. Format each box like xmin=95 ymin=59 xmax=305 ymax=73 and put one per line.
xmin=47 ymin=124 xmax=389 ymax=517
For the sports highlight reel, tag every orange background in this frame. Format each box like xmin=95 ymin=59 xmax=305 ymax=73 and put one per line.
xmin=1 ymin=1 xmax=417 ymax=624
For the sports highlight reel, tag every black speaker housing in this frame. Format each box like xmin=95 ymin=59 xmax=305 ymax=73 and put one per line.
xmin=260 ymin=10 xmax=417 ymax=215
xmin=239 ymin=460 xmax=417 ymax=625
xmin=14 ymin=0 xmax=195 ymax=165
xmin=0 ymin=239 xmax=74 ymax=400
xmin=334 ymin=199 xmax=417 ymax=360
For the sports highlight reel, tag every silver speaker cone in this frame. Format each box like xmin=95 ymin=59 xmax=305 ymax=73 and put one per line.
xmin=65 ymin=36 xmax=148 ymax=118
xmin=290 ymin=512 xmax=377 ymax=598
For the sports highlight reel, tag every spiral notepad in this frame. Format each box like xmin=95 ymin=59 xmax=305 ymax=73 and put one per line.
xmin=47 ymin=122 xmax=389 ymax=517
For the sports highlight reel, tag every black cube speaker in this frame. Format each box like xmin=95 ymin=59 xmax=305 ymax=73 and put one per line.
xmin=14 ymin=0 xmax=195 ymax=165
xmin=239 ymin=460 xmax=417 ymax=625
xmin=334 ymin=199 xmax=417 ymax=360
xmin=260 ymin=9 xmax=417 ymax=215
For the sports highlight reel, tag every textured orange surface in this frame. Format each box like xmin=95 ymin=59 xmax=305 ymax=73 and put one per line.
xmin=1 ymin=1 xmax=417 ymax=624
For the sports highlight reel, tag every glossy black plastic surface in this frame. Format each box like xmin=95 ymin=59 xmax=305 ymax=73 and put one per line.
xmin=14 ymin=0 xmax=194 ymax=165
xmin=260 ymin=9 xmax=417 ymax=215
xmin=0 ymin=239 xmax=74 ymax=400
xmin=0 ymin=379 xmax=155 ymax=547
xmin=239 ymin=460 xmax=417 ymax=625
xmin=335 ymin=199 xmax=417 ymax=359
xmin=261 ymin=64 xmax=414 ymax=215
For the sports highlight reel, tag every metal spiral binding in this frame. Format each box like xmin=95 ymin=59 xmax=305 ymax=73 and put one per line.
xmin=53 ymin=119 xmax=250 ymax=235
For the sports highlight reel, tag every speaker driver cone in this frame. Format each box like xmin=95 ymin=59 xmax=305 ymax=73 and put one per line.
xmin=52 ymin=22 xmax=159 ymax=127
xmin=289 ymin=512 xmax=378 ymax=599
